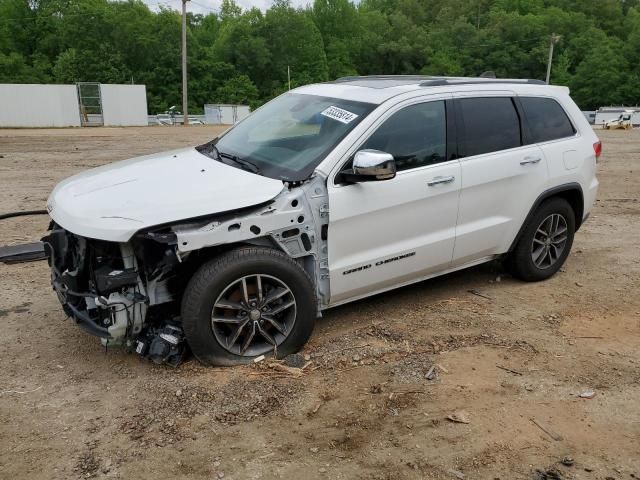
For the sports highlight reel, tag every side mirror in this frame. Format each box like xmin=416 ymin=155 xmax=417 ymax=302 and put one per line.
xmin=340 ymin=149 xmax=396 ymax=183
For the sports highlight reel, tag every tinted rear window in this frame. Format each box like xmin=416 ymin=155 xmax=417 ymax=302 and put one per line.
xmin=459 ymin=97 xmax=521 ymax=157
xmin=520 ymin=96 xmax=575 ymax=143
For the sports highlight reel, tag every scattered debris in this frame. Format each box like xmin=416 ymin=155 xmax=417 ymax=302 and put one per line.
xmin=369 ymin=384 xmax=383 ymax=394
xmin=308 ymin=402 xmax=323 ymax=416
xmin=530 ymin=417 xmax=563 ymax=441
xmin=253 ymin=354 xmax=265 ymax=363
xmin=436 ymin=363 xmax=449 ymax=374
xmin=0 ymin=242 xmax=47 ymax=264
xmin=560 ymin=456 xmax=574 ymax=467
xmin=467 ymin=289 xmax=492 ymax=300
xmin=496 ymin=364 xmax=523 ymax=376
xmin=578 ymin=390 xmax=596 ymax=399
xmin=533 ymin=468 xmax=564 ymax=480
xmin=425 ymin=365 xmax=437 ymax=380
xmin=447 ymin=468 xmax=465 ymax=479
xmin=575 ymin=282 xmax=584 ymax=287
xmin=446 ymin=410 xmax=470 ymax=424
xmin=310 ymin=447 xmax=319 ymax=453
xmin=0 ymin=386 xmax=42 ymax=395
xmin=270 ymin=363 xmax=305 ymax=377
xmin=391 ymin=389 xmax=427 ymax=395
xmin=283 ymin=353 xmax=305 ymax=368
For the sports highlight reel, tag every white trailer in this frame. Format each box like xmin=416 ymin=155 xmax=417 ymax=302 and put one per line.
xmin=204 ymin=104 xmax=251 ymax=125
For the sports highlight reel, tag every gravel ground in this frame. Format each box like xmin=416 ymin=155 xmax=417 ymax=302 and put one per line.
xmin=0 ymin=126 xmax=638 ymax=479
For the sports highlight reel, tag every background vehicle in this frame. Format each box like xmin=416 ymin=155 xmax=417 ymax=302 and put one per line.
xmin=44 ymin=76 xmax=600 ymax=366
xmin=603 ymin=110 xmax=633 ymax=129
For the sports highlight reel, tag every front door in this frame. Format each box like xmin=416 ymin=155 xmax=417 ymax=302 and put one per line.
xmin=327 ymin=98 xmax=461 ymax=304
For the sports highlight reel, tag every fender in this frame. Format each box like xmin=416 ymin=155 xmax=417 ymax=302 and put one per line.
xmin=508 ymin=182 xmax=584 ymax=252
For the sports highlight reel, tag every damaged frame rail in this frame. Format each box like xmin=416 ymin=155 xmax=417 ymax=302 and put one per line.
xmin=0 ymin=210 xmax=49 ymax=264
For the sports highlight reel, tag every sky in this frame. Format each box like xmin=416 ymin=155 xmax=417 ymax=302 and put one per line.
xmin=142 ymin=0 xmax=315 ymax=14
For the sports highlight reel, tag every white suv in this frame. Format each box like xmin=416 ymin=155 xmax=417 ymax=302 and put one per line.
xmin=44 ymin=76 xmax=600 ymax=366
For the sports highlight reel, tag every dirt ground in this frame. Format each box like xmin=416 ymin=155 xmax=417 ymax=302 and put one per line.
xmin=0 ymin=126 xmax=638 ymax=480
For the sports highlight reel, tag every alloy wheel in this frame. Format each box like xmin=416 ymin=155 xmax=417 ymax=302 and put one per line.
xmin=211 ymin=274 xmax=297 ymax=356
xmin=531 ymin=213 xmax=568 ymax=269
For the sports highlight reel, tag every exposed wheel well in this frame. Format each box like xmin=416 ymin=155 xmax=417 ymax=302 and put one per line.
xmin=509 ymin=184 xmax=584 ymax=252
xmin=553 ymin=188 xmax=584 ymax=230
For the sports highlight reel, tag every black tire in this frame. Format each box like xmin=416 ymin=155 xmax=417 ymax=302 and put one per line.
xmin=506 ymin=197 xmax=576 ymax=282
xmin=181 ymin=246 xmax=316 ymax=366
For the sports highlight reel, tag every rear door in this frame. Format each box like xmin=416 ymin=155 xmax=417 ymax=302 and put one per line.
xmin=452 ymin=93 xmax=548 ymax=266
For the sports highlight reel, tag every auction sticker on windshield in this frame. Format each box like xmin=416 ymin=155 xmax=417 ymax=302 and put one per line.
xmin=321 ymin=106 xmax=359 ymax=124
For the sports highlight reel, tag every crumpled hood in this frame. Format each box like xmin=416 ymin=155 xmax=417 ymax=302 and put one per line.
xmin=47 ymin=147 xmax=285 ymax=242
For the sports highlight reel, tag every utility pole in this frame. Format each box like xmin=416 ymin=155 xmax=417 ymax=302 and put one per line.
xmin=287 ymin=65 xmax=291 ymax=91
xmin=181 ymin=0 xmax=190 ymax=126
xmin=545 ymin=33 xmax=561 ymax=85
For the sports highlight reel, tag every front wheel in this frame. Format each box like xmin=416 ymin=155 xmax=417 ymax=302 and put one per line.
xmin=181 ymin=247 xmax=317 ymax=366
xmin=506 ymin=197 xmax=576 ymax=282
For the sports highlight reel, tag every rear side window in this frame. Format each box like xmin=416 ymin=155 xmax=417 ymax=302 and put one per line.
xmin=458 ymin=97 xmax=521 ymax=157
xmin=520 ymin=96 xmax=576 ymax=142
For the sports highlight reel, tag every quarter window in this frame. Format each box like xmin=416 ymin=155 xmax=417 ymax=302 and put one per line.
xmin=360 ymin=101 xmax=447 ymax=171
xmin=520 ymin=96 xmax=576 ymax=143
xmin=459 ymin=97 xmax=521 ymax=157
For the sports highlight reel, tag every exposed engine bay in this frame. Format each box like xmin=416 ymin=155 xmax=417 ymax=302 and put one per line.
xmin=41 ymin=176 xmax=329 ymax=365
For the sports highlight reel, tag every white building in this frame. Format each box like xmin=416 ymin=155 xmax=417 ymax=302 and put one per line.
xmin=0 ymin=83 xmax=148 ymax=128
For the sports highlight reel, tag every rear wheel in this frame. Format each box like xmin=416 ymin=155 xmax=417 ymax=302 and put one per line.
xmin=507 ymin=197 xmax=575 ymax=282
xmin=181 ymin=247 xmax=316 ymax=366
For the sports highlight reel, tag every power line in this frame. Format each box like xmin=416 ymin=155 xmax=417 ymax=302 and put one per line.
xmin=190 ymin=0 xmax=218 ymax=12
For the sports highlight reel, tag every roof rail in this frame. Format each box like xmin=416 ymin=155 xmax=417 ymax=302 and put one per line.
xmin=419 ymin=78 xmax=546 ymax=87
xmin=333 ymin=75 xmax=437 ymax=83
xmin=332 ymin=75 xmax=546 ymax=87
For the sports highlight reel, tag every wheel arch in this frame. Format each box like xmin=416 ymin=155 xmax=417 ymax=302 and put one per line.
xmin=181 ymin=239 xmax=318 ymax=296
xmin=509 ymin=183 xmax=584 ymax=253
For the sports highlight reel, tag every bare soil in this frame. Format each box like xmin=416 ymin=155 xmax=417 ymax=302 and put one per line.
xmin=0 ymin=126 xmax=638 ymax=480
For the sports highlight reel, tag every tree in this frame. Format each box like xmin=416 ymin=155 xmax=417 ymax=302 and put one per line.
xmin=0 ymin=0 xmax=638 ymax=112
xmin=570 ymin=41 xmax=632 ymax=110
xmin=53 ymin=46 xmax=131 ymax=84
xmin=215 ymin=75 xmax=259 ymax=107
xmin=262 ymin=3 xmax=328 ymax=93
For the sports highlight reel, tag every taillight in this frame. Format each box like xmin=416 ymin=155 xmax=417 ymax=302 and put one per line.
xmin=593 ymin=140 xmax=602 ymax=161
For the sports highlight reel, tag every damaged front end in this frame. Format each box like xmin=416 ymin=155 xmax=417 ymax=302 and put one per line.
xmin=42 ymin=225 xmax=187 ymax=366
xmin=42 ymin=173 xmax=330 ymax=366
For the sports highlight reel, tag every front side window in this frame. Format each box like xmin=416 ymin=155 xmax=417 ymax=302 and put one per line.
xmin=520 ymin=96 xmax=575 ymax=143
xmin=205 ymin=93 xmax=375 ymax=181
xmin=459 ymin=97 xmax=521 ymax=157
xmin=360 ymin=100 xmax=447 ymax=171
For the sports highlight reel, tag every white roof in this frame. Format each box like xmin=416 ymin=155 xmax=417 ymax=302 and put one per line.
xmin=294 ymin=76 xmax=564 ymax=105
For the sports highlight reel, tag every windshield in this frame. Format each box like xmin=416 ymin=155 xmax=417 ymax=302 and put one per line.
xmin=200 ymin=93 xmax=376 ymax=181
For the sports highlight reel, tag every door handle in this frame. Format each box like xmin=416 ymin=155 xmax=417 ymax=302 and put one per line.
xmin=520 ymin=156 xmax=542 ymax=165
xmin=427 ymin=175 xmax=455 ymax=186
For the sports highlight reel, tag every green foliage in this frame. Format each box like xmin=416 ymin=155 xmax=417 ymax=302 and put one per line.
xmin=0 ymin=0 xmax=638 ymax=112
xmin=215 ymin=74 xmax=259 ymax=108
